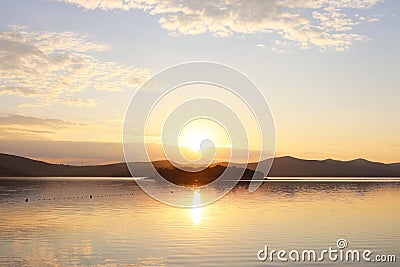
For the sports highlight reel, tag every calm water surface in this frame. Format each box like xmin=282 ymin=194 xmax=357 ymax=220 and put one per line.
xmin=0 ymin=177 xmax=399 ymax=266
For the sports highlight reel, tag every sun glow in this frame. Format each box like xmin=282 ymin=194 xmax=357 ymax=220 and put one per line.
xmin=178 ymin=118 xmax=230 ymax=160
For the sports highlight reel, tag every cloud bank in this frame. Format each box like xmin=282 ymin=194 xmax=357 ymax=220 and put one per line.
xmin=0 ymin=26 xmax=150 ymax=107
xmin=58 ymin=0 xmax=381 ymax=51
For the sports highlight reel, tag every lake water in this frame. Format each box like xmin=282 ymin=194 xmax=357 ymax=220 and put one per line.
xmin=0 ymin=178 xmax=399 ymax=266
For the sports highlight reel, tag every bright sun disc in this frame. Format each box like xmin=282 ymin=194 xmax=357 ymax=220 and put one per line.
xmin=178 ymin=118 xmax=230 ymax=159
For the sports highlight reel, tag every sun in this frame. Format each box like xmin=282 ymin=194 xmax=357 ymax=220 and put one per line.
xmin=180 ymin=131 xmax=205 ymax=152
xmin=178 ymin=118 xmax=230 ymax=160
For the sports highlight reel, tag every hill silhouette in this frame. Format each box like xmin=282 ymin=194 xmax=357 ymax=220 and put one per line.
xmin=0 ymin=153 xmax=399 ymax=179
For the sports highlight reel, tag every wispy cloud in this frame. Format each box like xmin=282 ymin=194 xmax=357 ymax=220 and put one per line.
xmin=0 ymin=112 xmax=124 ymax=143
xmin=57 ymin=0 xmax=382 ymax=51
xmin=0 ymin=25 xmax=150 ymax=107
xmin=0 ymin=113 xmax=82 ymax=128
xmin=0 ymin=113 xmax=87 ymax=140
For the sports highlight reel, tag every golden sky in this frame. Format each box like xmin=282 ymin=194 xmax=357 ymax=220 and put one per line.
xmin=0 ymin=0 xmax=399 ymax=164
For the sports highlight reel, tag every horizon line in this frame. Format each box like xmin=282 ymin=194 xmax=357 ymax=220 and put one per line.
xmin=1 ymin=152 xmax=399 ymax=167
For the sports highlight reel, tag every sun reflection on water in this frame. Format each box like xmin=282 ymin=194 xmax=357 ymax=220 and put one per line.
xmin=190 ymin=190 xmax=203 ymax=225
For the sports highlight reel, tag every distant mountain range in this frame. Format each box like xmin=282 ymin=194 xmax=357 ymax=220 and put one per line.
xmin=0 ymin=153 xmax=399 ymax=178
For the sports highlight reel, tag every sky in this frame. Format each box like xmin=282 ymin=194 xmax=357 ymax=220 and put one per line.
xmin=0 ymin=0 xmax=399 ymax=165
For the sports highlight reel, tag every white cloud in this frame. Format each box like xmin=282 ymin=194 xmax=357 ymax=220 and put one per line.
xmin=272 ymin=40 xmax=291 ymax=53
xmin=0 ymin=26 xmax=150 ymax=107
xmin=56 ymin=0 xmax=382 ymax=51
xmin=59 ymin=98 xmax=99 ymax=108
